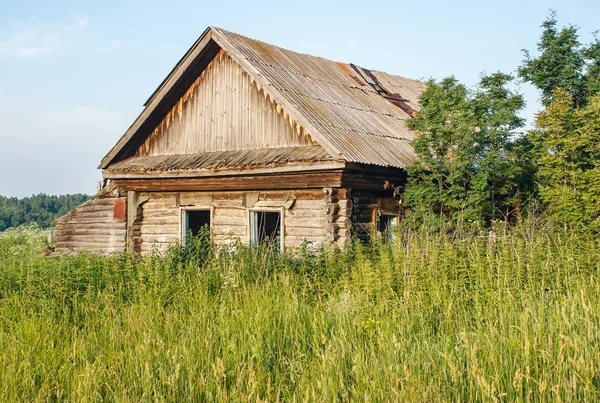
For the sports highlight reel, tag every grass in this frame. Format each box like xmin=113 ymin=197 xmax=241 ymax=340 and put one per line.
xmin=0 ymin=223 xmax=599 ymax=401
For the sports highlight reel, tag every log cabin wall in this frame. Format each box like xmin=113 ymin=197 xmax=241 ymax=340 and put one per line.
xmin=134 ymin=49 xmax=315 ymax=159
xmin=54 ymin=196 xmax=127 ymax=254
xmin=346 ymin=189 xmax=401 ymax=242
xmin=133 ymin=189 xmax=329 ymax=256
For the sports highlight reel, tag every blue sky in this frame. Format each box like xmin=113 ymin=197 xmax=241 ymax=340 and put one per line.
xmin=0 ymin=0 xmax=598 ymax=197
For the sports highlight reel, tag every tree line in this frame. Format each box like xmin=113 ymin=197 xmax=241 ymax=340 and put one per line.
xmin=403 ymin=11 xmax=600 ymax=232
xmin=0 ymin=194 xmax=91 ymax=232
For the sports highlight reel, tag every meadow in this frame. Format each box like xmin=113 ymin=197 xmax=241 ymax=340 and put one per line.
xmin=0 ymin=222 xmax=598 ymax=402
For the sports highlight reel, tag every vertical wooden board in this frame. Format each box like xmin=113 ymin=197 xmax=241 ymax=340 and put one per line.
xmin=133 ymin=51 xmax=314 ymax=157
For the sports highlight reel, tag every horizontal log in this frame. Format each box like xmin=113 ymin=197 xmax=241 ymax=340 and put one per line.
xmin=140 ymin=209 xmax=179 ymax=218
xmin=285 ymin=217 xmax=326 ymax=227
xmin=55 ymin=247 xmax=125 ymax=254
xmin=338 ymin=199 xmax=352 ymax=209
xmin=285 ymin=227 xmax=326 ymax=237
xmin=55 ymin=228 xmax=126 ymax=236
xmin=289 ymin=200 xmax=325 ymax=210
xmin=212 ymin=216 xmax=247 ymax=226
xmin=212 ymin=226 xmax=246 ymax=236
xmin=287 ymin=209 xmax=325 ymax=218
xmin=213 ymin=234 xmax=247 ymax=242
xmin=56 ymin=234 xmax=125 ymax=244
xmin=139 ymin=224 xmax=180 ymax=235
xmin=285 ymin=235 xmax=328 ymax=245
xmin=69 ymin=205 xmax=114 ymax=214
xmin=211 ymin=200 xmax=244 ymax=208
xmin=337 ymin=208 xmax=352 ymax=217
xmin=55 ymin=222 xmax=126 ymax=230
xmin=65 ymin=210 xmax=115 ymax=219
xmin=140 ymin=235 xmax=179 ymax=244
xmin=140 ymin=216 xmax=179 ymax=225
xmin=338 ymin=229 xmax=351 ymax=238
xmin=334 ymin=189 xmax=350 ymax=199
xmin=54 ymin=243 xmax=124 ymax=250
xmin=213 ymin=208 xmax=247 ymax=218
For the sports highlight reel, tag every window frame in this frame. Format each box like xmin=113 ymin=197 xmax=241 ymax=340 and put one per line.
xmin=179 ymin=205 xmax=214 ymax=244
xmin=375 ymin=211 xmax=399 ymax=240
xmin=248 ymin=207 xmax=285 ymax=252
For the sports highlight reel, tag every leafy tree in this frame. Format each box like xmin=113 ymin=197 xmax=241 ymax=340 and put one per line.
xmin=519 ymin=12 xmax=600 ymax=230
xmin=531 ymin=90 xmax=600 ymax=230
xmin=404 ymin=73 xmax=529 ymax=228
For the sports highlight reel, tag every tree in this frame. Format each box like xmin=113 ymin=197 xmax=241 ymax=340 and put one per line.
xmin=518 ymin=11 xmax=599 ymax=108
xmin=519 ymin=12 xmax=600 ymax=230
xmin=404 ymin=73 xmax=529 ymax=228
xmin=0 ymin=194 xmax=91 ymax=231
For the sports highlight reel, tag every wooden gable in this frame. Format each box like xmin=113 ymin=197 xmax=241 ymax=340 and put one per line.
xmin=133 ymin=49 xmax=317 ymax=158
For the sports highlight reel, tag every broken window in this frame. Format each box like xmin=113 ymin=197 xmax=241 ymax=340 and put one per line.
xmin=251 ymin=210 xmax=282 ymax=249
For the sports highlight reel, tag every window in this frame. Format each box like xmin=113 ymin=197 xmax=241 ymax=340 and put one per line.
xmin=251 ymin=210 xmax=283 ymax=250
xmin=182 ymin=209 xmax=211 ymax=242
xmin=377 ymin=214 xmax=398 ymax=240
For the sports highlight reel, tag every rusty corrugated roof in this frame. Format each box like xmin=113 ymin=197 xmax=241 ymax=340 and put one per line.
xmin=212 ymin=27 xmax=425 ymax=168
xmin=106 ymin=146 xmax=336 ymax=173
xmin=100 ymin=27 xmax=426 ymax=170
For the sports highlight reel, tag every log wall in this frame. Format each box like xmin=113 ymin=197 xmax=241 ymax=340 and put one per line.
xmin=134 ymin=189 xmax=329 ymax=255
xmin=54 ymin=197 xmax=127 ymax=254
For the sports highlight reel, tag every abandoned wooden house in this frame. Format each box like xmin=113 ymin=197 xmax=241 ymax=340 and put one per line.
xmin=53 ymin=26 xmax=425 ymax=255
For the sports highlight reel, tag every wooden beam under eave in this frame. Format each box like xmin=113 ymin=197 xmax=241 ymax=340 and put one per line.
xmin=112 ymin=172 xmax=344 ymax=192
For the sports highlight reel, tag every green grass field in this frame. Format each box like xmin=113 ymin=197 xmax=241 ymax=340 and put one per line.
xmin=0 ymin=223 xmax=599 ymax=401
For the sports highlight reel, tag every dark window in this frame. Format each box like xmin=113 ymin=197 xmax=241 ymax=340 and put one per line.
xmin=252 ymin=211 xmax=281 ymax=247
xmin=377 ymin=214 xmax=398 ymax=240
xmin=184 ymin=210 xmax=211 ymax=238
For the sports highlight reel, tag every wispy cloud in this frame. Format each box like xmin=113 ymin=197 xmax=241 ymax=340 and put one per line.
xmin=0 ymin=14 xmax=89 ymax=60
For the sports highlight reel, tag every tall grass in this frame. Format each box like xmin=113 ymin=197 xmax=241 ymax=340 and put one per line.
xmin=0 ymin=222 xmax=599 ymax=401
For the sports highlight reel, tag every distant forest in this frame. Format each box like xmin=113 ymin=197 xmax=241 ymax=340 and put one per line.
xmin=0 ymin=194 xmax=91 ymax=231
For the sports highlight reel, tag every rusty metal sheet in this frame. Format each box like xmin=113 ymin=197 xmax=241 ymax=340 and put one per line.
xmin=213 ymin=27 xmax=425 ymax=168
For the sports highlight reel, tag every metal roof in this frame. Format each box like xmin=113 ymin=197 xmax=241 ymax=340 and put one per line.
xmin=213 ymin=27 xmax=425 ymax=168
xmin=100 ymin=27 xmax=426 ymax=170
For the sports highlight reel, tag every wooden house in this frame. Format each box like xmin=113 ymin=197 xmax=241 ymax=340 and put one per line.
xmin=54 ymin=27 xmax=425 ymax=255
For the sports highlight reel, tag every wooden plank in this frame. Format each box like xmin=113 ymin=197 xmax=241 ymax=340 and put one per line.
xmin=113 ymin=172 xmax=343 ymax=192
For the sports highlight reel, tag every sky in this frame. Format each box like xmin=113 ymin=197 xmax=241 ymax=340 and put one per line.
xmin=0 ymin=0 xmax=598 ymax=197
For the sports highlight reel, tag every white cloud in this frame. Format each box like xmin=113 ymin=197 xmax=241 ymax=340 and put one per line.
xmin=0 ymin=14 xmax=89 ymax=60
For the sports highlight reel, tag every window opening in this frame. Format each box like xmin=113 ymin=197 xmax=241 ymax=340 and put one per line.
xmin=377 ymin=214 xmax=398 ymax=240
xmin=183 ymin=210 xmax=211 ymax=241
xmin=252 ymin=211 xmax=282 ymax=248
